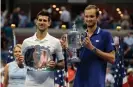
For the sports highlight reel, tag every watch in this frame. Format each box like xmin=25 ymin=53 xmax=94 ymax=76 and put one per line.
xmin=91 ymin=47 xmax=97 ymax=53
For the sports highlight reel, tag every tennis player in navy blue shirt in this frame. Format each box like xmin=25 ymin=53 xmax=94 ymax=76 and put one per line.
xmin=73 ymin=5 xmax=115 ymax=87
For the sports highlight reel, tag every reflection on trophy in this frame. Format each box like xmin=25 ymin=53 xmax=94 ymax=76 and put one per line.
xmin=67 ymin=22 xmax=81 ymax=63
xmin=34 ymin=48 xmax=48 ymax=69
xmin=24 ymin=45 xmax=51 ymax=70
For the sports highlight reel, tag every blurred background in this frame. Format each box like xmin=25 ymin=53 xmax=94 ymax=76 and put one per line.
xmin=2 ymin=0 xmax=133 ymax=58
xmin=1 ymin=0 xmax=133 ymax=87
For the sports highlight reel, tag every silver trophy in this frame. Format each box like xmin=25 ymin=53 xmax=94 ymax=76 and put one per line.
xmin=24 ymin=45 xmax=52 ymax=71
xmin=67 ymin=22 xmax=82 ymax=63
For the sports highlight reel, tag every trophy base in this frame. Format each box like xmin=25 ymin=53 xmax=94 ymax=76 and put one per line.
xmin=68 ymin=57 xmax=81 ymax=63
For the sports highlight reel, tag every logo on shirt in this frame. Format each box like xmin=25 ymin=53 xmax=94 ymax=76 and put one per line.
xmin=111 ymin=43 xmax=115 ymax=46
xmin=96 ymin=40 xmax=99 ymax=42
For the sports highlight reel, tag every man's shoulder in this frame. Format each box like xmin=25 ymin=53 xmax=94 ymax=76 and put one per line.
xmin=49 ymin=35 xmax=60 ymax=43
xmin=100 ymin=29 xmax=111 ymax=34
xmin=100 ymin=29 xmax=112 ymax=37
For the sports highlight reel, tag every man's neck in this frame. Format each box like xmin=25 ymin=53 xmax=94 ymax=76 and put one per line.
xmin=87 ymin=24 xmax=97 ymax=35
xmin=36 ymin=29 xmax=48 ymax=40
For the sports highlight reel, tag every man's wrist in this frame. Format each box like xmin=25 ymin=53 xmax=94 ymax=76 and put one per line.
xmin=55 ymin=63 xmax=58 ymax=69
xmin=89 ymin=45 xmax=95 ymax=50
xmin=91 ymin=47 xmax=97 ymax=53
xmin=55 ymin=62 xmax=64 ymax=69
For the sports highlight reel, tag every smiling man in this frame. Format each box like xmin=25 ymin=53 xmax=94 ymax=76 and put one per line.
xmin=21 ymin=10 xmax=64 ymax=87
xmin=73 ymin=5 xmax=115 ymax=87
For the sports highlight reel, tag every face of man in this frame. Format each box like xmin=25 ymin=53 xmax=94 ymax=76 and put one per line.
xmin=36 ymin=15 xmax=51 ymax=32
xmin=84 ymin=9 xmax=97 ymax=28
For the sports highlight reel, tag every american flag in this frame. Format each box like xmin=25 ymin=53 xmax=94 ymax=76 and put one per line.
xmin=6 ymin=27 xmax=16 ymax=63
xmin=7 ymin=45 xmax=15 ymax=63
xmin=113 ymin=44 xmax=129 ymax=87
xmin=55 ymin=69 xmax=65 ymax=87
xmin=54 ymin=49 xmax=70 ymax=87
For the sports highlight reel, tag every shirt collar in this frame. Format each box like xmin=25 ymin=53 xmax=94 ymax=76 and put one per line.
xmin=86 ymin=26 xmax=101 ymax=35
xmin=94 ymin=27 xmax=101 ymax=35
xmin=32 ymin=32 xmax=50 ymax=41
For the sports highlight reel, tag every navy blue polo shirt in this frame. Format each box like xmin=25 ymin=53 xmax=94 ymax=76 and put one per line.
xmin=74 ymin=27 xmax=115 ymax=87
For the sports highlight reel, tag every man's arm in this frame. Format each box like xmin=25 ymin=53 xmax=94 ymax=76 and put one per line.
xmin=90 ymin=46 xmax=115 ymax=64
xmin=84 ymin=32 xmax=115 ymax=64
xmin=47 ymin=40 xmax=65 ymax=69
xmin=55 ymin=40 xmax=65 ymax=69
xmin=47 ymin=59 xmax=64 ymax=69
xmin=56 ymin=60 xmax=65 ymax=69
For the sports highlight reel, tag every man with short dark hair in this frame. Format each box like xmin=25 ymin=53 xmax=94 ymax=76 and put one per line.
xmin=21 ymin=10 xmax=65 ymax=87
xmin=73 ymin=5 xmax=115 ymax=87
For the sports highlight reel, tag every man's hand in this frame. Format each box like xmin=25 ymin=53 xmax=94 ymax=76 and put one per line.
xmin=47 ymin=60 xmax=56 ymax=68
xmin=83 ymin=35 xmax=94 ymax=50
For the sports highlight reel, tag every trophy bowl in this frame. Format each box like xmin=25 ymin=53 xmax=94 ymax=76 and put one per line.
xmin=24 ymin=45 xmax=51 ymax=71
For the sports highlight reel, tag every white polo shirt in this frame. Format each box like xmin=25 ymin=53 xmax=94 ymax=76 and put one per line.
xmin=22 ymin=33 xmax=64 ymax=87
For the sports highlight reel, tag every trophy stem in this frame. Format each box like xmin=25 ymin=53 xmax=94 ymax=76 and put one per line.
xmin=73 ymin=48 xmax=77 ymax=58
xmin=72 ymin=22 xmax=76 ymax=31
xmin=69 ymin=48 xmax=80 ymax=63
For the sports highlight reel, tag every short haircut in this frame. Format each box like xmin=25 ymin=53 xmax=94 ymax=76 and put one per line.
xmin=84 ymin=5 xmax=99 ymax=17
xmin=36 ymin=10 xmax=51 ymax=21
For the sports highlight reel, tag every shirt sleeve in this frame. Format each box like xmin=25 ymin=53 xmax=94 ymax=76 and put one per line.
xmin=105 ymin=31 xmax=115 ymax=52
xmin=21 ymin=40 xmax=28 ymax=56
xmin=55 ymin=40 xmax=64 ymax=61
